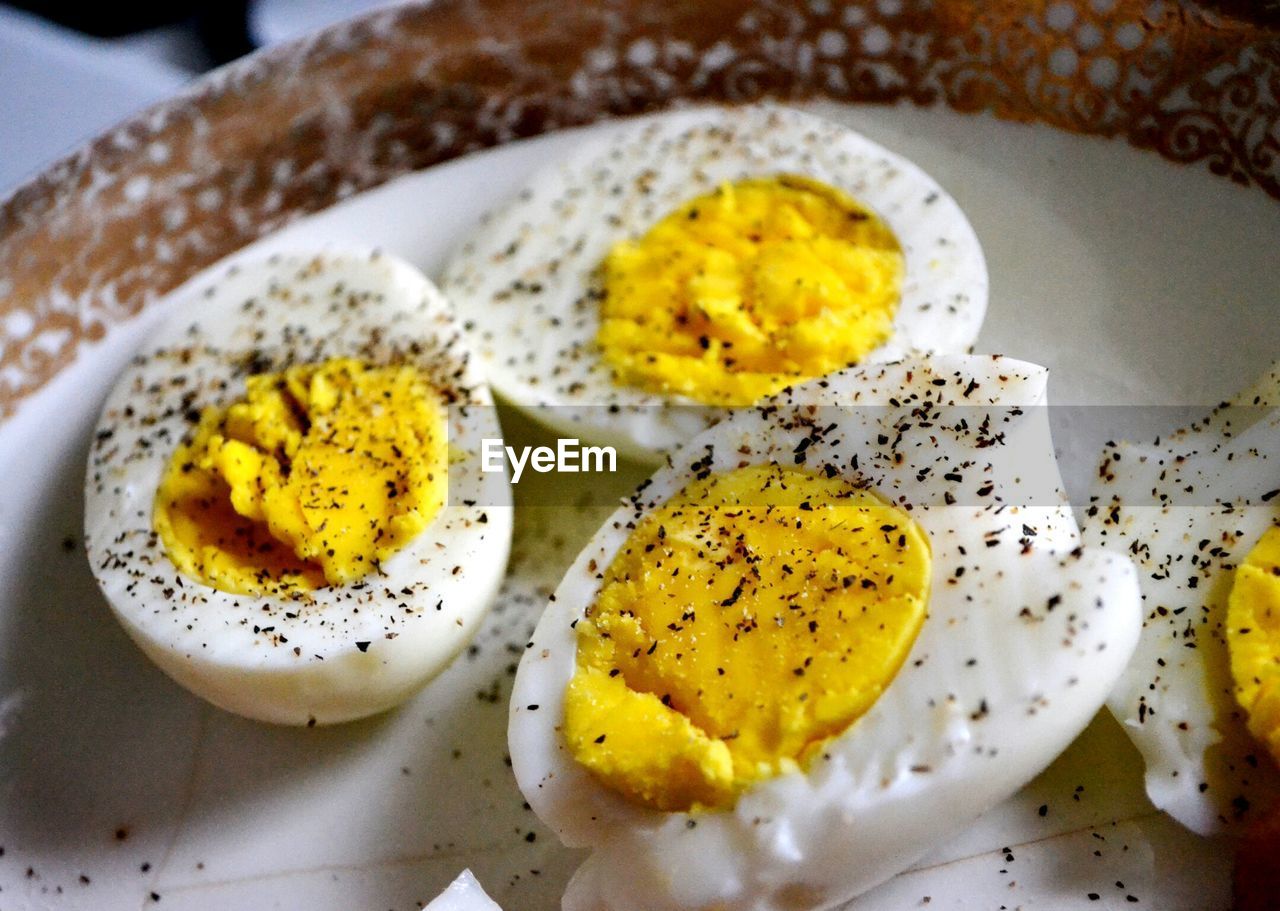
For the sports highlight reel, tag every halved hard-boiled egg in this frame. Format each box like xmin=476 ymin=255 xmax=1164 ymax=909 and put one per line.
xmin=510 ymin=354 xmax=1140 ymax=910
xmin=442 ymin=104 xmax=987 ymax=460
xmin=1084 ymin=363 xmax=1280 ymax=835
xmin=84 ymin=252 xmax=513 ymax=725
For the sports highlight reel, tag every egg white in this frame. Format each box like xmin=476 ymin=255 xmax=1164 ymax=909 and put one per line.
xmin=508 ymin=354 xmax=1140 ymax=911
xmin=441 ymin=104 xmax=988 ymax=461
xmin=84 ymin=251 xmax=513 ymax=725
xmin=1083 ymin=363 xmax=1280 ymax=835
xmin=423 ymin=870 xmax=503 ymax=911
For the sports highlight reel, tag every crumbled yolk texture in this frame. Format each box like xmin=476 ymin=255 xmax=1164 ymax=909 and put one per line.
xmin=596 ymin=176 xmax=904 ymax=407
xmin=1228 ymin=526 xmax=1280 ymax=763
xmin=153 ymin=358 xmax=448 ymax=596
xmin=563 ymin=464 xmax=931 ymax=812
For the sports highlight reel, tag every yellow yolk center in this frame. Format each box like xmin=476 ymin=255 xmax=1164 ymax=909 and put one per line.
xmin=596 ymin=176 xmax=904 ymax=406
xmin=563 ymin=463 xmax=931 ymax=812
xmin=153 ymin=357 xmax=448 ymax=596
xmin=1228 ymin=525 xmax=1280 ymax=763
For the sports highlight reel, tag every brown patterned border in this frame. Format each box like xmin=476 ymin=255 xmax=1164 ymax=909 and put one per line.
xmin=1 ymin=0 xmax=1276 ymax=419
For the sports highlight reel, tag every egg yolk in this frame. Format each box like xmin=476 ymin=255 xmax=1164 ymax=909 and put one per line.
xmin=153 ymin=357 xmax=448 ymax=597
xmin=563 ymin=463 xmax=931 ymax=812
xmin=1228 ymin=526 xmax=1280 ymax=763
xmin=596 ymin=176 xmax=904 ymax=406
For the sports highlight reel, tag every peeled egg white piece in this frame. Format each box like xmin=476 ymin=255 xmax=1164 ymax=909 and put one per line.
xmin=509 ymin=354 xmax=1140 ymax=911
xmin=1083 ymin=362 xmax=1280 ymax=835
xmin=423 ymin=870 xmax=503 ymax=911
xmin=441 ymin=103 xmax=988 ymax=461
xmin=84 ymin=251 xmax=513 ymax=725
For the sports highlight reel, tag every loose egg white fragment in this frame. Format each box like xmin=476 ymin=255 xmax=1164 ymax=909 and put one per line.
xmin=1083 ymin=363 xmax=1280 ymax=835
xmin=85 ymin=251 xmax=513 ymax=725
xmin=423 ymin=870 xmax=503 ymax=911
xmin=441 ymin=104 xmax=988 ymax=461
xmin=509 ymin=354 xmax=1141 ymax=911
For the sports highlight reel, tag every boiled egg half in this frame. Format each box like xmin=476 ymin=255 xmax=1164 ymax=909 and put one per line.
xmin=85 ymin=251 xmax=512 ymax=725
xmin=1084 ymin=363 xmax=1280 ymax=834
xmin=442 ymin=104 xmax=988 ymax=460
xmin=510 ymin=354 xmax=1140 ymax=910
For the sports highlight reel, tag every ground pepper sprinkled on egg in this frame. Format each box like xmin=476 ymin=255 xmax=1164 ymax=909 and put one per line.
xmin=84 ymin=253 xmax=512 ymax=726
xmin=510 ymin=355 xmax=1143 ymax=911
xmin=563 ymin=462 xmax=931 ymax=812
xmin=153 ymin=357 xmax=449 ymax=597
xmin=596 ymin=176 xmax=904 ymax=406
xmin=1082 ymin=375 xmax=1280 ymax=835
xmin=439 ymin=106 xmax=988 ymax=461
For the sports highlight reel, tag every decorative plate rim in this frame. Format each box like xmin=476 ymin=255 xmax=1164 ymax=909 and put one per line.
xmin=0 ymin=0 xmax=1276 ymax=421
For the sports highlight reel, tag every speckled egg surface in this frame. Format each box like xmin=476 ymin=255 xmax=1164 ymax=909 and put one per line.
xmin=84 ymin=251 xmax=513 ymax=725
xmin=1083 ymin=364 xmax=1280 ymax=836
xmin=441 ymin=105 xmax=987 ymax=461
xmin=510 ymin=355 xmax=1141 ymax=911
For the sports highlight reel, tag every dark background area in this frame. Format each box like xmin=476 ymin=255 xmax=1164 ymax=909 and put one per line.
xmin=9 ymin=0 xmax=1280 ymax=59
xmin=6 ymin=0 xmax=253 ymax=62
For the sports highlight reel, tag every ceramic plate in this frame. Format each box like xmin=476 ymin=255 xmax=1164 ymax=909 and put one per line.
xmin=1 ymin=5 xmax=1279 ymax=908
